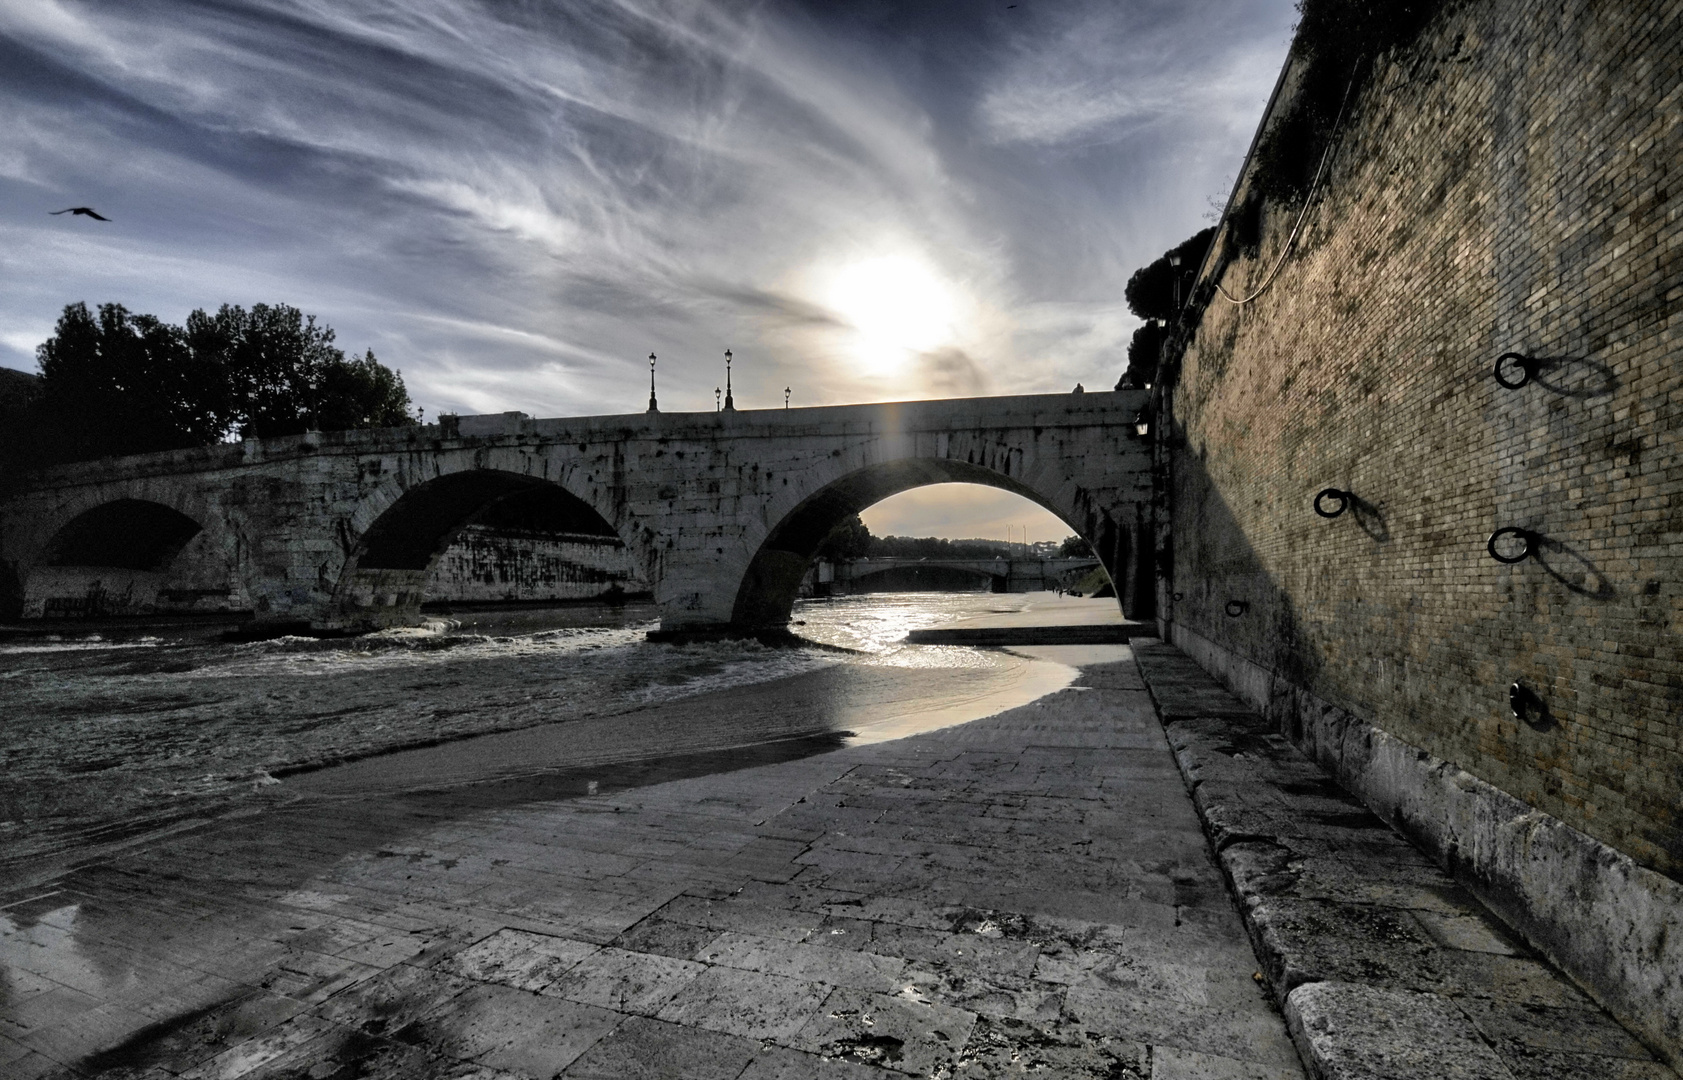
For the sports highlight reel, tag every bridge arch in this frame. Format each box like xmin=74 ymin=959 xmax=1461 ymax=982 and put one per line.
xmin=331 ymin=465 xmax=633 ymax=629
xmin=43 ymin=499 xmax=204 ymax=571
xmin=12 ymin=488 xmax=240 ymax=619
xmin=731 ymin=456 xmax=1125 ymax=630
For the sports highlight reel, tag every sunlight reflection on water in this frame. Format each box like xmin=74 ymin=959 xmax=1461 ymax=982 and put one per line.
xmin=0 ymin=592 xmax=1116 ymax=869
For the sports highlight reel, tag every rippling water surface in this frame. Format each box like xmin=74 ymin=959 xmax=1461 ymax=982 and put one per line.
xmin=0 ymin=592 xmax=1114 ymax=871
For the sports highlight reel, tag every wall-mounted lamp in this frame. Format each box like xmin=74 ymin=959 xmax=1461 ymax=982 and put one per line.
xmin=1313 ymin=488 xmax=1350 ymax=518
xmin=1494 ymin=352 xmax=1538 ymax=389
xmin=1224 ymin=600 xmax=1249 ymax=617
xmin=1127 ymin=404 xmax=1154 ymax=440
xmin=1487 ymin=527 xmax=1535 ymax=563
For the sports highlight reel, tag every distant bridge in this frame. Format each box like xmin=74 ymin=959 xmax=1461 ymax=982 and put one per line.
xmin=827 ymin=556 xmax=1104 ymax=594
xmin=0 ymin=391 xmax=1153 ymax=635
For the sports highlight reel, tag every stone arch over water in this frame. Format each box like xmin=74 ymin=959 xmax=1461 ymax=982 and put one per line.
xmin=14 ymin=491 xmax=236 ymax=619
xmin=332 ymin=464 xmax=633 ymax=629
xmin=730 ymin=457 xmax=1122 ymax=631
xmin=43 ymin=499 xmax=204 ymax=572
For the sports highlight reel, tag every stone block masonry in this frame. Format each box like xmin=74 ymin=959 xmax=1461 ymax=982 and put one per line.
xmin=1163 ymin=0 xmax=1682 ymax=1063
xmin=423 ymin=524 xmax=647 ymax=605
xmin=0 ymin=392 xmax=1152 ymax=635
xmin=1136 ymin=640 xmax=1677 ymax=1079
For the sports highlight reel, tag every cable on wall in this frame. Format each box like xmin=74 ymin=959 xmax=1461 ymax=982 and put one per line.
xmin=1215 ymin=69 xmax=1360 ymax=307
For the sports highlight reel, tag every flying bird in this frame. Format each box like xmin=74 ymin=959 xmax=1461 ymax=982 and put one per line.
xmin=50 ymin=207 xmax=110 ymax=221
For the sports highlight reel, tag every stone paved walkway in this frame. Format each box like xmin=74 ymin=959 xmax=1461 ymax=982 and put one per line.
xmin=1133 ymin=642 xmax=1677 ymax=1080
xmin=0 ymin=646 xmax=1302 ymax=1079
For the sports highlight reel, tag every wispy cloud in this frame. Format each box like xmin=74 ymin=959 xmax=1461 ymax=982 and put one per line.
xmin=977 ymin=0 xmax=1290 ymax=149
xmin=0 ymin=0 xmax=1295 ymax=423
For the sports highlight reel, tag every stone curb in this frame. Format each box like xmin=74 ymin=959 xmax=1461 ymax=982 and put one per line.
xmin=1132 ymin=641 xmax=1676 ymax=1080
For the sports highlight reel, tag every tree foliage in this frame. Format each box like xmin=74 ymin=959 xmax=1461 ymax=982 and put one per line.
xmin=811 ymin=515 xmax=1068 ymax=562
xmin=1058 ymin=535 xmax=1094 ymax=558
xmin=1117 ymin=321 xmax=1166 ymax=390
xmin=815 ymin=515 xmax=874 ymax=561
xmin=1252 ymin=0 xmax=1444 ymax=202
xmin=1117 ymin=227 xmax=1216 ymax=389
xmin=35 ymin=303 xmax=229 ymax=460
xmin=16 ymin=301 xmax=416 ymax=467
xmin=864 ymin=535 xmax=1019 ymax=560
xmin=1124 ymin=227 xmax=1216 ymax=323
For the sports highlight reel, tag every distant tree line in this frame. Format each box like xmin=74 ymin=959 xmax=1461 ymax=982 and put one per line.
xmin=1 ymin=301 xmax=414 ymax=473
xmin=813 ymin=515 xmax=1093 ymax=561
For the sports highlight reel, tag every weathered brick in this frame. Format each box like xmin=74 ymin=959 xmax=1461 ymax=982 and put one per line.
xmin=1166 ymin=0 xmax=1682 ymax=878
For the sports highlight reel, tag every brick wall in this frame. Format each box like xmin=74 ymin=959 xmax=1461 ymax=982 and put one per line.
xmin=1167 ymin=0 xmax=1682 ymax=877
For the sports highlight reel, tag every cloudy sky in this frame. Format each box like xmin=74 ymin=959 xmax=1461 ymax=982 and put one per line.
xmin=0 ymin=0 xmax=1294 ymax=540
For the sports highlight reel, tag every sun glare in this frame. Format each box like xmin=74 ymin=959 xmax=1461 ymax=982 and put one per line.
xmin=824 ymin=254 xmax=959 ymax=375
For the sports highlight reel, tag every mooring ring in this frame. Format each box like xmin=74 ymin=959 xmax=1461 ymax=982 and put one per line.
xmin=1494 ymin=352 xmax=1535 ymax=389
xmin=1487 ymin=527 xmax=1534 ymax=563
xmin=1313 ymin=488 xmax=1350 ymax=518
xmin=1509 ymin=681 xmax=1549 ymax=729
xmin=1224 ymin=600 xmax=1249 ymax=617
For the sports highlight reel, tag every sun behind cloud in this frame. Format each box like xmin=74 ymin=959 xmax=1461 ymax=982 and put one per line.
xmin=821 ymin=253 xmax=962 ymax=378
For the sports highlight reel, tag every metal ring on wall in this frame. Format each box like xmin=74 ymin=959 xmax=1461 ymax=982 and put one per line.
xmin=1224 ymin=600 xmax=1249 ymax=617
xmin=1487 ymin=527 xmax=1534 ymax=564
xmin=1313 ymin=488 xmax=1350 ymax=518
xmin=1494 ymin=352 xmax=1536 ymax=389
xmin=1509 ymin=681 xmax=1549 ymax=729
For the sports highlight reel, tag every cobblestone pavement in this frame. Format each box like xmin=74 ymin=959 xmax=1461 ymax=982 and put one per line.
xmin=0 ymin=645 xmax=1304 ymax=1079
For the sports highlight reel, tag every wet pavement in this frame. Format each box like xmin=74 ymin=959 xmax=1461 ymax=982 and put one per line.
xmin=0 ymin=643 xmax=1305 ymax=1079
xmin=0 ymin=594 xmax=1099 ymax=877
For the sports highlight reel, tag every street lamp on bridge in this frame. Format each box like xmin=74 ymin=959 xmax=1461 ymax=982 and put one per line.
xmin=647 ymin=352 xmax=658 ymax=413
xmin=723 ymin=349 xmax=735 ymax=411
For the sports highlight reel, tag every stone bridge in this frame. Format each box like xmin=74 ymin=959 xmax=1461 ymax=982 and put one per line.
xmin=0 ymin=390 xmax=1152 ymax=636
xmin=830 ymin=556 xmax=1104 ymax=594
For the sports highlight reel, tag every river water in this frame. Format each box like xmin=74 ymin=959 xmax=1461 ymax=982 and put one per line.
xmin=0 ymin=592 xmax=1117 ymax=876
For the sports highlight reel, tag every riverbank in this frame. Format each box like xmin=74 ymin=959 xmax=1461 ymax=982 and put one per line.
xmin=0 ymin=594 xmax=1115 ymax=882
xmin=0 ymin=641 xmax=1305 ymax=1079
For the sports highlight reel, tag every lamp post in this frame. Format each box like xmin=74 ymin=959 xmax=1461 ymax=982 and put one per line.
xmin=784 ymin=386 xmax=790 ymax=410
xmin=715 ymin=386 xmax=721 ymax=412
xmin=647 ymin=352 xmax=658 ymax=413
xmin=1169 ymin=253 xmax=1183 ymax=310
xmin=723 ymin=349 xmax=735 ymax=411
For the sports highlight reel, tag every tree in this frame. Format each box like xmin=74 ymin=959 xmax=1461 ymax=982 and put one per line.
xmin=815 ymin=515 xmax=873 ymax=561
xmin=315 ymin=349 xmax=416 ymax=433
xmin=1117 ymin=227 xmax=1218 ymax=390
xmin=35 ymin=302 xmax=229 ymax=460
xmin=0 ymin=368 xmax=45 ymax=480
xmin=1117 ymin=321 xmax=1166 ymax=390
xmin=1058 ymin=535 xmax=1093 ymax=557
xmin=1124 ymin=227 xmax=1217 ymax=323
xmin=24 ymin=301 xmax=417 ymax=466
xmin=187 ymin=303 xmax=413 ymax=439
